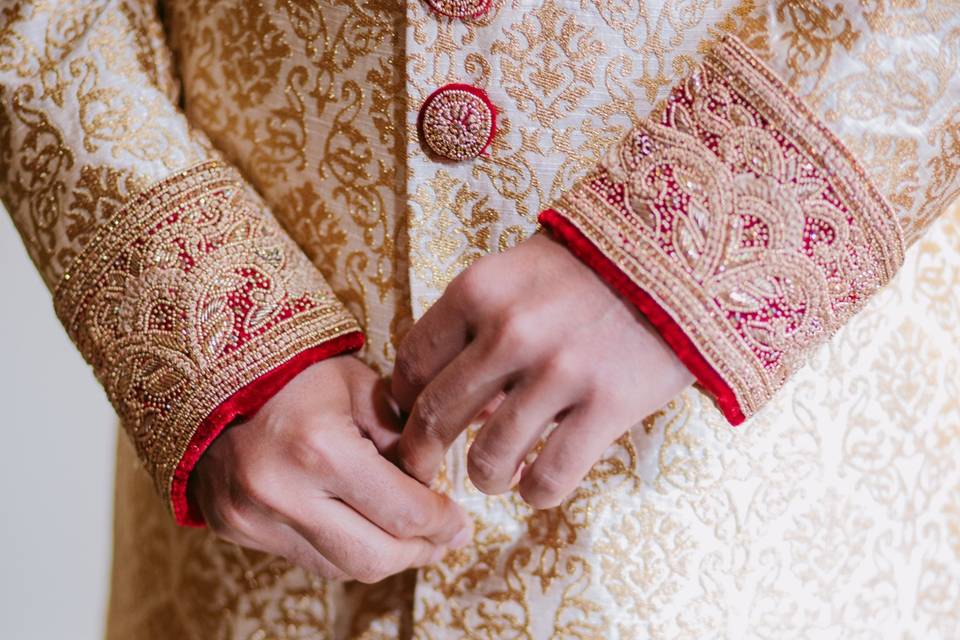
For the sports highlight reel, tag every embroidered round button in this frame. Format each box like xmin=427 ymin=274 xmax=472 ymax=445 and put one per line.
xmin=418 ymin=84 xmax=497 ymax=162
xmin=423 ymin=0 xmax=492 ymax=19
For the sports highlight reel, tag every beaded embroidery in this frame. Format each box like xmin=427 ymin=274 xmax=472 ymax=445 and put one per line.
xmin=423 ymin=0 xmax=492 ymax=19
xmin=419 ymin=85 xmax=496 ymax=161
xmin=547 ymin=36 xmax=904 ymax=420
xmin=54 ymin=161 xmax=359 ymax=507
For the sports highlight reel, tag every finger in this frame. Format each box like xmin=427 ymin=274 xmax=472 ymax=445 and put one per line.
xmin=397 ymin=340 xmax=513 ymax=483
xmin=392 ymin=289 xmax=471 ymax=411
xmin=350 ymin=369 xmax=405 ymax=455
xmin=238 ymin=519 xmax=350 ymax=581
xmin=518 ymin=403 xmax=623 ymax=510
xmin=199 ymin=496 xmax=349 ymax=581
xmin=467 ymin=371 xmax=577 ymax=495
xmin=273 ymin=523 xmax=351 ymax=581
xmin=331 ymin=437 xmax=472 ymax=545
xmin=285 ymin=497 xmax=448 ymax=584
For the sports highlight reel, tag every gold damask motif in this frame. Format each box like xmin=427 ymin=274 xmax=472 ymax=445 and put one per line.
xmin=407 ymin=169 xmax=501 ymax=310
xmin=730 ymin=0 xmax=960 ymax=247
xmin=59 ymin=163 xmax=148 ymax=268
xmin=549 ymin=35 xmax=904 ymax=420
xmin=591 ymin=0 xmax=717 ymax=102
xmin=167 ymin=0 xmax=411 ymax=370
xmin=860 ymin=0 xmax=959 ymax=37
xmin=922 ymin=104 xmax=960 ymax=241
xmin=844 ymin=132 xmax=921 ymax=213
xmin=770 ymin=0 xmax=859 ymax=104
xmin=0 ymin=0 xmax=206 ymax=285
xmin=0 ymin=0 xmax=947 ymax=637
xmin=54 ymin=161 xmax=359 ymax=508
xmin=0 ymin=84 xmax=76 ymax=278
xmin=490 ymin=1 xmax=606 ymax=128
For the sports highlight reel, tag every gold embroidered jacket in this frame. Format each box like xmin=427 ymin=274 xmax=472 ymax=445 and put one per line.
xmin=2 ymin=0 xmax=959 ymax=638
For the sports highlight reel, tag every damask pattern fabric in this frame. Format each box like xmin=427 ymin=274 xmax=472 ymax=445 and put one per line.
xmin=0 ymin=0 xmax=958 ymax=638
xmin=719 ymin=0 xmax=960 ymax=246
xmin=542 ymin=36 xmax=905 ymax=423
xmin=0 ymin=1 xmax=361 ymax=521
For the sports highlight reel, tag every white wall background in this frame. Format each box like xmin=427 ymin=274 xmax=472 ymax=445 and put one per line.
xmin=0 ymin=211 xmax=114 ymax=640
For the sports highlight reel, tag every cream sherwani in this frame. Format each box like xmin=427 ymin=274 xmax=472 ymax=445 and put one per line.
xmin=1 ymin=1 xmax=959 ymax=637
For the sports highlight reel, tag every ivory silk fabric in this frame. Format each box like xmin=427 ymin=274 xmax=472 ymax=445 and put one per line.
xmin=1 ymin=0 xmax=959 ymax=638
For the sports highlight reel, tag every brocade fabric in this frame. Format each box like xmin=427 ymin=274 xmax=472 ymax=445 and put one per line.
xmin=0 ymin=1 xmax=362 ymax=521
xmin=1 ymin=0 xmax=959 ymax=638
xmin=542 ymin=36 xmax=904 ymax=423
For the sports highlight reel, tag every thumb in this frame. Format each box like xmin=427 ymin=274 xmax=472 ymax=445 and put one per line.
xmin=349 ymin=367 xmax=405 ymax=456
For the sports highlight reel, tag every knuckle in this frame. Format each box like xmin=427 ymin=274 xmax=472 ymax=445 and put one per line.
xmin=451 ymin=261 xmax=487 ymax=306
xmin=412 ymin=392 xmax=446 ymax=442
xmin=543 ymin=351 xmax=581 ymax=386
xmin=394 ymin=342 xmax=428 ymax=389
xmin=492 ymin=401 xmax=522 ymax=432
xmin=467 ymin=444 xmax=501 ymax=488
xmin=523 ymin=467 xmax=567 ymax=505
xmin=351 ymin=556 xmax=388 ymax=584
xmin=390 ymin=505 xmax=430 ymax=537
xmin=232 ymin=463 xmax=273 ymax=509
xmin=290 ymin=423 xmax=336 ymax=472
xmin=495 ymin=312 xmax=537 ymax=353
xmin=397 ymin=436 xmax=433 ymax=483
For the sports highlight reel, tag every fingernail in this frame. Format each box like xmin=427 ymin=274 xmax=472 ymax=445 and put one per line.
xmin=451 ymin=526 xmax=472 ymax=549
xmin=509 ymin=462 xmax=525 ymax=488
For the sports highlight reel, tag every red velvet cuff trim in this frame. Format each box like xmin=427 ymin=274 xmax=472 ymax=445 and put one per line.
xmin=171 ymin=331 xmax=365 ymax=526
xmin=539 ymin=209 xmax=746 ymax=426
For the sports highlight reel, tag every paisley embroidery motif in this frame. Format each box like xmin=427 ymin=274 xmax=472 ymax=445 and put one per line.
xmin=54 ymin=161 xmax=359 ymax=507
xmin=546 ymin=36 xmax=904 ymax=420
xmin=0 ymin=0 xmax=950 ymax=636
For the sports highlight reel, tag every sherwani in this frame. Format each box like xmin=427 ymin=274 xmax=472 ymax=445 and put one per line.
xmin=2 ymin=0 xmax=960 ymax=637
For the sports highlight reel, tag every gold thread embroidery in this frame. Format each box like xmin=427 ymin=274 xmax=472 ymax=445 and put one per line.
xmin=420 ymin=87 xmax=494 ymax=161
xmin=54 ymin=161 xmax=359 ymax=507
xmin=552 ymin=36 xmax=904 ymax=419
xmin=490 ymin=2 xmax=606 ymax=128
xmin=0 ymin=0 xmax=206 ymax=286
xmin=423 ymin=0 xmax=491 ymax=20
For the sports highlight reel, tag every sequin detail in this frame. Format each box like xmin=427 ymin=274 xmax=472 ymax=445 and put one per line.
xmin=419 ymin=84 xmax=496 ymax=161
xmin=54 ymin=161 xmax=359 ymax=510
xmin=548 ymin=35 xmax=905 ymax=421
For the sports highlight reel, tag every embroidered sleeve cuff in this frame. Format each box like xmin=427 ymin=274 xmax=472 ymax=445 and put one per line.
xmin=54 ymin=161 xmax=363 ymax=525
xmin=539 ymin=36 xmax=904 ymax=425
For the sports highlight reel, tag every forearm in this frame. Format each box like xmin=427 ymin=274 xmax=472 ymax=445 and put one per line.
xmin=0 ymin=1 xmax=362 ymax=524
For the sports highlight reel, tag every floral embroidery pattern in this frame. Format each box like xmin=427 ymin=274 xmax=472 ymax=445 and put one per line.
xmin=546 ymin=36 xmax=904 ymax=420
xmin=54 ymin=161 xmax=359 ymax=506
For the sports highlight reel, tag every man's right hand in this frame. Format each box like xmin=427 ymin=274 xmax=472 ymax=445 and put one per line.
xmin=189 ymin=355 xmax=472 ymax=583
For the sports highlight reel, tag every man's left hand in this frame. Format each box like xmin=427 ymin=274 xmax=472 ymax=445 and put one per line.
xmin=392 ymin=233 xmax=694 ymax=509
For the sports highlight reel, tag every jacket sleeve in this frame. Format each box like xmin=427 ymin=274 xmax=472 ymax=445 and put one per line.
xmin=538 ymin=5 xmax=959 ymax=425
xmin=0 ymin=1 xmax=363 ymax=525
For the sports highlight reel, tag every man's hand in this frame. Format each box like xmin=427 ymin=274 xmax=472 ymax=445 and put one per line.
xmin=190 ymin=355 xmax=472 ymax=583
xmin=393 ymin=233 xmax=694 ymax=509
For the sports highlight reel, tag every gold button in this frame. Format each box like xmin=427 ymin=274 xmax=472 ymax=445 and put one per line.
xmin=418 ymin=84 xmax=497 ymax=162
